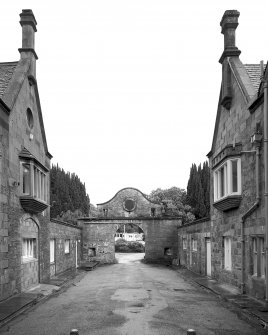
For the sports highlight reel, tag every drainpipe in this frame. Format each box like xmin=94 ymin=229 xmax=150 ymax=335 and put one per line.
xmin=264 ymin=75 xmax=268 ymax=301
xmin=240 ymin=146 xmax=260 ymax=293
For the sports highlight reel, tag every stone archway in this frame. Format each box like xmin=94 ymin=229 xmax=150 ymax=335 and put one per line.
xmin=78 ymin=188 xmax=180 ymax=265
xmin=79 ymin=217 xmax=179 ymax=264
xmin=20 ymin=215 xmax=39 ymax=290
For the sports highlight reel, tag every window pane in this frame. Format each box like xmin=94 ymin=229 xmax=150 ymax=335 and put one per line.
xmin=220 ymin=167 xmax=225 ymax=197
xmin=50 ymin=239 xmax=55 ymax=263
xmin=261 ymin=238 xmax=265 ymax=277
xmin=232 ymin=160 xmax=238 ymax=192
xmin=224 ymin=237 xmax=231 ymax=270
xmin=65 ymin=240 xmax=70 ymax=254
xmin=22 ymin=164 xmax=30 ymax=194
xmin=34 ymin=167 xmax=38 ymax=197
xmin=253 ymin=238 xmax=257 ymax=275
xmin=23 ymin=238 xmax=37 ymax=258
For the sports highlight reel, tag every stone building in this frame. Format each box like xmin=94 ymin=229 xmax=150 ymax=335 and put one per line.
xmin=0 ymin=10 xmax=81 ymax=302
xmin=79 ymin=187 xmax=180 ymax=264
xmin=178 ymin=10 xmax=268 ymax=299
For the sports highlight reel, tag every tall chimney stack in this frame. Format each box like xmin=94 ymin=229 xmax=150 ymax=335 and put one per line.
xmin=219 ymin=10 xmax=241 ymax=64
xmin=18 ymin=9 xmax=38 ymax=77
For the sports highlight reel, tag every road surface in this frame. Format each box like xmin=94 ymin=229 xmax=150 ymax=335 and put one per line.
xmin=0 ymin=253 xmax=263 ymax=335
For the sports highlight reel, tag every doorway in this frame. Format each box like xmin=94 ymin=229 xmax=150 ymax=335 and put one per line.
xmin=206 ymin=238 xmax=211 ymax=276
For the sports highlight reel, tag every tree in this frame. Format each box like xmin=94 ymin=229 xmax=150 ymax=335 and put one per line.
xmin=50 ymin=164 xmax=90 ymax=223
xmin=148 ymin=187 xmax=195 ymax=223
xmin=186 ymin=161 xmax=210 ymax=219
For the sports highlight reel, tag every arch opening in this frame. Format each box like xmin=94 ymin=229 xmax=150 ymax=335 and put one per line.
xmin=114 ymin=223 xmax=145 ymax=263
xmin=20 ymin=217 xmax=39 ymax=290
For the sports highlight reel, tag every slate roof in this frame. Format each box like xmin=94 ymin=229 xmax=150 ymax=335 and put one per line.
xmin=244 ymin=64 xmax=263 ymax=93
xmin=0 ymin=62 xmax=18 ymax=99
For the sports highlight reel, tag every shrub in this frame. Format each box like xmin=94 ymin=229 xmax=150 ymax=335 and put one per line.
xmin=115 ymin=239 xmax=145 ymax=253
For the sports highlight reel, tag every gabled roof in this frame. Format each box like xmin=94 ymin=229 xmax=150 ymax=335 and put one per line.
xmin=244 ymin=64 xmax=263 ymax=93
xmin=0 ymin=58 xmax=52 ymax=159
xmin=208 ymin=59 xmax=261 ymax=158
xmin=0 ymin=62 xmax=18 ymax=98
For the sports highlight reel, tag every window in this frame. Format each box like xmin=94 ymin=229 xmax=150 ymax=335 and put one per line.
xmin=192 ymin=239 xmax=197 ymax=251
xmin=88 ymin=248 xmax=96 ymax=257
xmin=22 ymin=163 xmax=31 ymax=194
xmin=26 ymin=108 xmax=34 ymax=129
xmin=22 ymin=238 xmax=37 ymax=260
xmin=224 ymin=237 xmax=232 ymax=270
xmin=65 ymin=239 xmax=70 ymax=254
xmin=183 ymin=238 xmax=187 ymax=250
xmin=213 ymin=158 xmax=241 ymax=201
xmin=252 ymin=236 xmax=265 ymax=278
xmin=21 ymin=161 xmax=48 ymax=202
xmin=50 ymin=239 xmax=55 ymax=263
xmin=164 ymin=248 xmax=172 ymax=256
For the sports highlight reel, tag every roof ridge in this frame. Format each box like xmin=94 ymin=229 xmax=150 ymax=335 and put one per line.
xmin=0 ymin=61 xmax=19 ymax=65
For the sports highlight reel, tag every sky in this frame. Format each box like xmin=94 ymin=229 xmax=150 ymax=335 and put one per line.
xmin=1 ymin=1 xmax=268 ymax=205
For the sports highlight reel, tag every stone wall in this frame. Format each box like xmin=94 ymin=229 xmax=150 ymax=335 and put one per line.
xmin=79 ymin=218 xmax=179 ymax=265
xmin=0 ymin=49 xmax=51 ymax=301
xmin=97 ymin=188 xmax=162 ymax=218
xmin=144 ymin=218 xmax=178 ymax=263
xmin=49 ymin=219 xmax=82 ymax=275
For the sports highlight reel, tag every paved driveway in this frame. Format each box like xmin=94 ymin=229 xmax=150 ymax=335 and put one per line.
xmin=0 ymin=253 xmax=263 ymax=335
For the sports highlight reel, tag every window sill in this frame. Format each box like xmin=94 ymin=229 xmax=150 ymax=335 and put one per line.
xmin=22 ymin=257 xmax=38 ymax=264
xmin=213 ymin=195 xmax=242 ymax=212
xmin=20 ymin=195 xmax=48 ymax=214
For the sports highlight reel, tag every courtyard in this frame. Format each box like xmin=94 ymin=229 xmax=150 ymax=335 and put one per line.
xmin=0 ymin=253 xmax=264 ymax=335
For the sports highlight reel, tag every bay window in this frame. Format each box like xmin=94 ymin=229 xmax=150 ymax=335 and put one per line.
xmin=213 ymin=158 xmax=241 ymax=201
xmin=19 ymin=148 xmax=49 ymax=214
xmin=21 ymin=162 xmax=47 ymax=202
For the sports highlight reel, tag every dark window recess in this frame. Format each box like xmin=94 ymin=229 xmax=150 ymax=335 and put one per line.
xmin=151 ymin=208 xmax=156 ymax=217
xmin=26 ymin=108 xmax=34 ymax=129
xmin=103 ymin=208 xmax=108 ymax=216
xmin=88 ymin=248 xmax=96 ymax=257
xmin=123 ymin=198 xmax=136 ymax=212
xmin=164 ymin=248 xmax=172 ymax=256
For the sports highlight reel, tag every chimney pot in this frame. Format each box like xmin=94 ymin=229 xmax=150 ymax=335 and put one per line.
xmin=219 ymin=10 xmax=241 ymax=64
xmin=19 ymin=9 xmax=37 ymax=32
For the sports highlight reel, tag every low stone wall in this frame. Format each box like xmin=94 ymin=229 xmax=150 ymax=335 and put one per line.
xmin=49 ymin=219 xmax=82 ymax=275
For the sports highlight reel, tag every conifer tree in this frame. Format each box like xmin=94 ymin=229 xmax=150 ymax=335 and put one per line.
xmin=50 ymin=164 xmax=90 ymax=222
xmin=186 ymin=161 xmax=210 ymax=219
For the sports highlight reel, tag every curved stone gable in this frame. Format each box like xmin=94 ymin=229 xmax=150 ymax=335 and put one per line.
xmin=97 ymin=187 xmax=162 ymax=218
